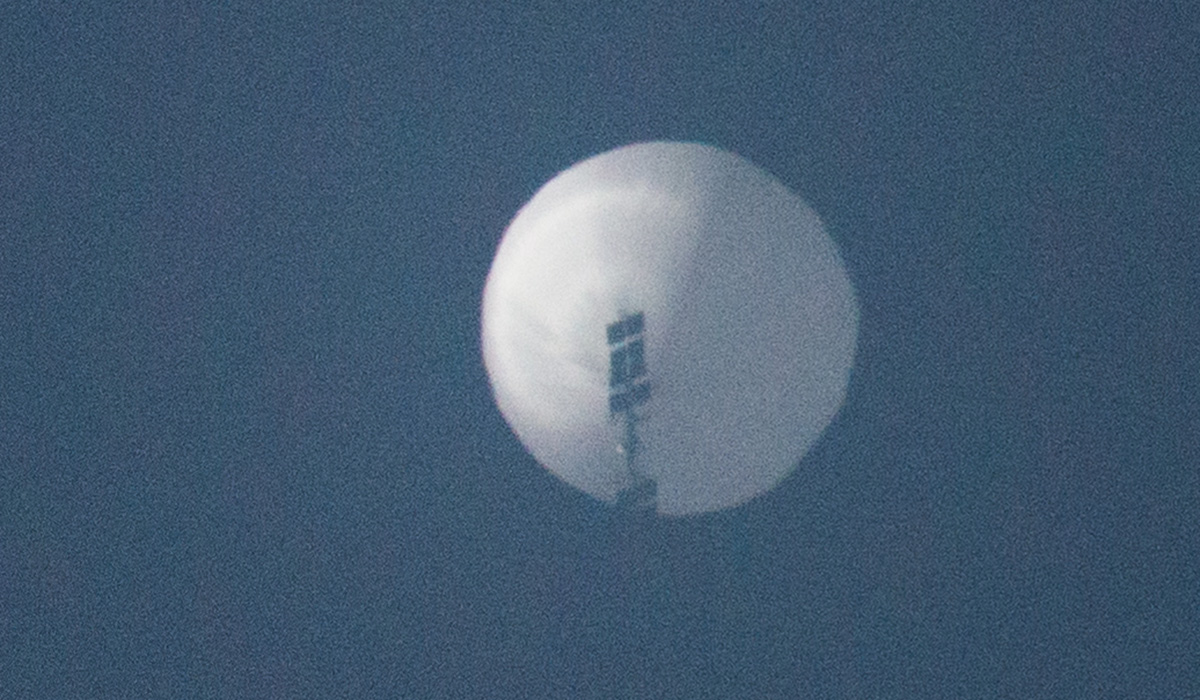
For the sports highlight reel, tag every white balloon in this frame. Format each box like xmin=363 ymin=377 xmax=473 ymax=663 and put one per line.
xmin=481 ymin=142 xmax=858 ymax=515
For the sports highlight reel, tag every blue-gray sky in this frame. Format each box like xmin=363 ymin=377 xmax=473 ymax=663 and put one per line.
xmin=2 ymin=2 xmax=1197 ymax=697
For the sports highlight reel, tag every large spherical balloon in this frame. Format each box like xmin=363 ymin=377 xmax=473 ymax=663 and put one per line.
xmin=481 ymin=142 xmax=858 ymax=515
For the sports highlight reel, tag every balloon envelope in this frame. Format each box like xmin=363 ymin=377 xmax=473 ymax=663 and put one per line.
xmin=481 ymin=142 xmax=858 ymax=515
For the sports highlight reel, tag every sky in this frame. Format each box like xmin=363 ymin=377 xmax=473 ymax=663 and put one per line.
xmin=2 ymin=2 xmax=1198 ymax=698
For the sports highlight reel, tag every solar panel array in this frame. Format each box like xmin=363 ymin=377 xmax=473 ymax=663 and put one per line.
xmin=606 ymin=312 xmax=650 ymax=415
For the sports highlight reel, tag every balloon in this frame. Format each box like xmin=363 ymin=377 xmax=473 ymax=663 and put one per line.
xmin=481 ymin=142 xmax=858 ymax=515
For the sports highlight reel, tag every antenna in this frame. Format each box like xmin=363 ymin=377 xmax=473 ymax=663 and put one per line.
xmin=607 ymin=311 xmax=656 ymax=510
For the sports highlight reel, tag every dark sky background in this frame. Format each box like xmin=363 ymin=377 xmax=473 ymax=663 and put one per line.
xmin=3 ymin=2 xmax=1198 ymax=698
